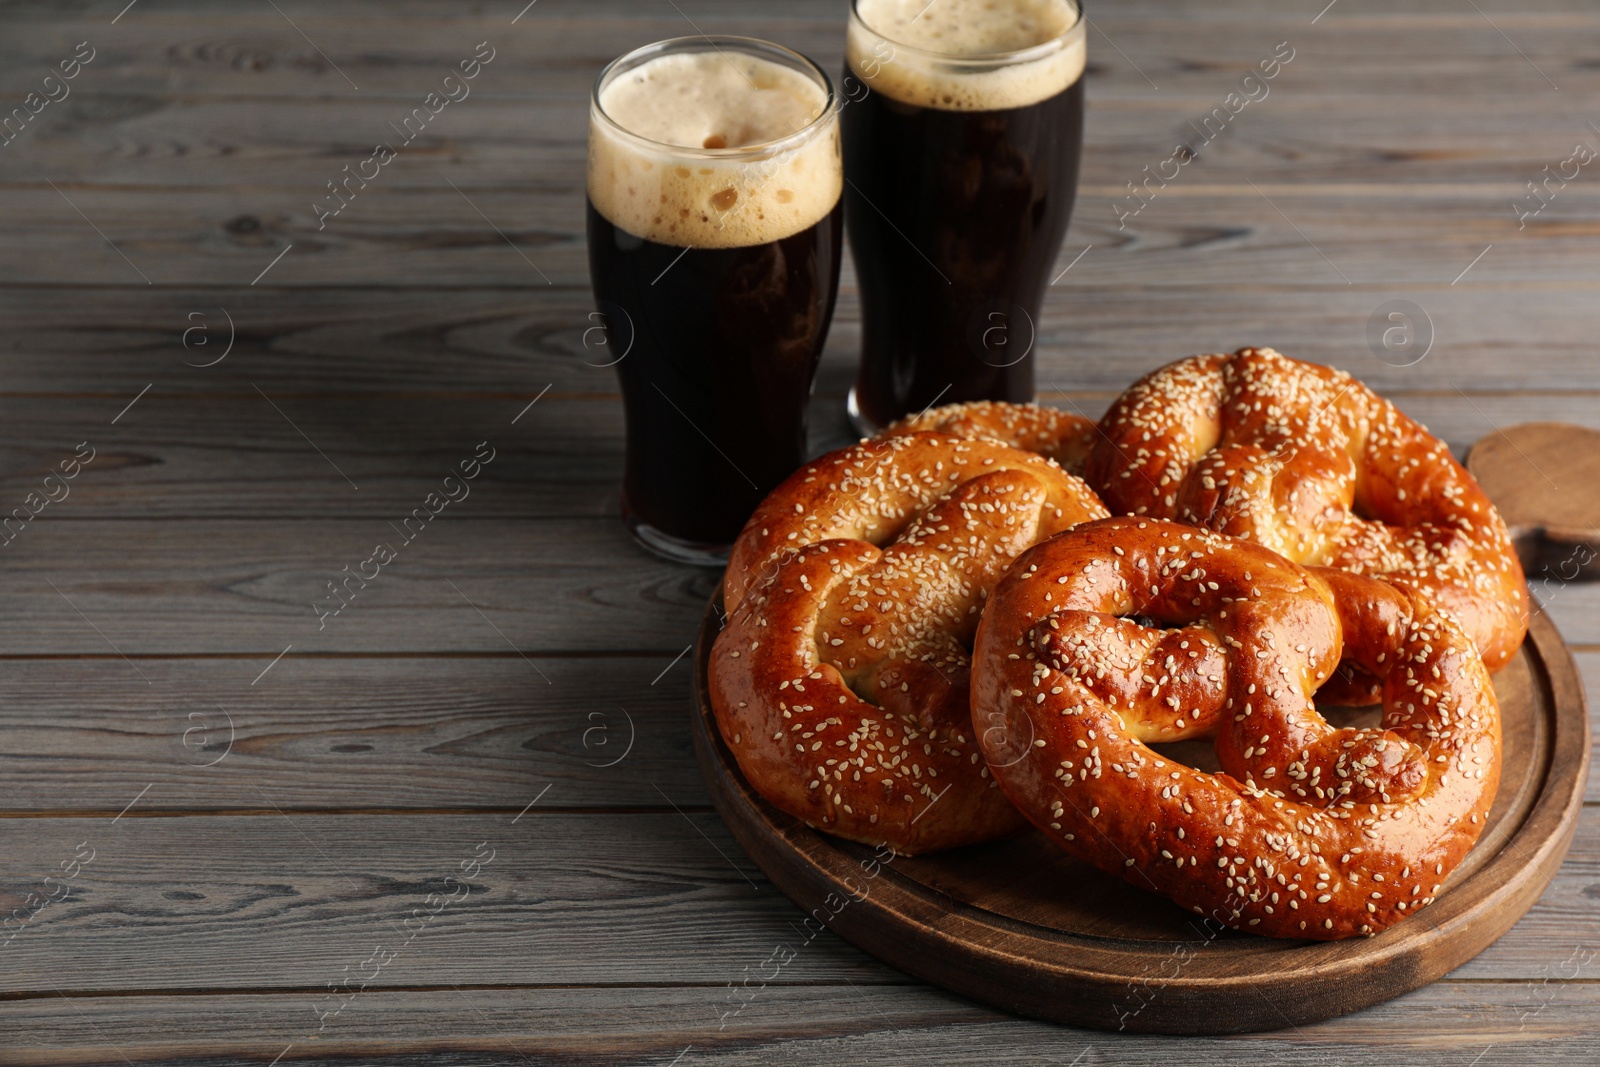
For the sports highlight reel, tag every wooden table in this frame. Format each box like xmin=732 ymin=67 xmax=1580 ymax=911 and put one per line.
xmin=3 ymin=1 xmax=1597 ymax=1062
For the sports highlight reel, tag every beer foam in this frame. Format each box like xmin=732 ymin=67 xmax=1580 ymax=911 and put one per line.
xmin=589 ymin=50 xmax=841 ymax=249
xmin=848 ymin=0 xmax=1085 ymax=111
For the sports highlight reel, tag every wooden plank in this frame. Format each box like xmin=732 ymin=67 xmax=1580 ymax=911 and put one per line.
xmin=0 ymin=0 xmax=1592 ymax=1053
xmin=0 ymin=811 xmax=890 ymax=996
xmin=0 ymin=514 xmax=1593 ymax=654
xmin=1531 ymin=583 xmax=1600 ymax=647
xmin=1579 ymin=654 xmax=1600 ymax=803
xmin=2 ymin=0 xmax=1597 ymax=15
xmin=1 ymin=4 xmax=1595 ymax=104
xmin=3 ymin=182 xmax=1598 ymax=288
xmin=2 ymin=285 xmax=1598 ymax=398
xmin=0 ymin=392 xmax=1596 ymax=520
xmin=7 ymin=92 xmax=1600 ymax=190
xmin=0 ymin=521 xmax=703 ymax=660
xmin=0 ymin=649 xmax=1591 ymax=813
xmin=6 ymin=981 xmax=1599 ymax=1067
xmin=1 ymin=808 xmax=1597 ymax=996
xmin=0 ymin=395 xmax=628 ymax=520
xmin=0 ymin=517 xmax=718 ymax=655
xmin=0 ymin=644 xmax=1587 ymax=814
xmin=0 ymin=656 xmax=706 ymax=814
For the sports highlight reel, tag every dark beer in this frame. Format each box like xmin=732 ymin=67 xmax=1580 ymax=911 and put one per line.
xmin=842 ymin=0 xmax=1086 ymax=432
xmin=586 ymin=202 xmax=842 ymax=553
xmin=587 ymin=39 xmax=843 ymax=564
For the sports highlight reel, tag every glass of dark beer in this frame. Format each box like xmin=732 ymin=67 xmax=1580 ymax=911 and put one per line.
xmin=842 ymin=0 xmax=1086 ymax=433
xmin=587 ymin=37 xmax=843 ymax=565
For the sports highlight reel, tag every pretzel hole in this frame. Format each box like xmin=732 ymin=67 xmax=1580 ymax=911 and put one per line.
xmin=1032 ymin=611 xmax=1228 ymax=744
xmin=1145 ymin=737 xmax=1222 ymax=774
xmin=1144 ymin=700 xmax=1378 ymax=774
xmin=1317 ymin=702 xmax=1382 ymax=728
xmin=1313 ymin=661 xmax=1385 ymax=709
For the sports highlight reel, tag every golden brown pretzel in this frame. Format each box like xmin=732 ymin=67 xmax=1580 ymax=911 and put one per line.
xmin=973 ymin=517 xmax=1501 ymax=939
xmin=1086 ymin=348 xmax=1528 ymax=686
xmin=713 ymin=432 xmax=1109 ymax=854
xmin=879 ymin=401 xmax=1098 ymax=474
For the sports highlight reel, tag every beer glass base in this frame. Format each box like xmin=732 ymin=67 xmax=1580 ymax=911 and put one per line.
xmin=845 ymin=386 xmax=881 ymax=438
xmin=621 ymin=501 xmax=731 ymax=568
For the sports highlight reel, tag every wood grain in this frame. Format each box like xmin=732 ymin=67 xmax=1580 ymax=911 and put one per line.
xmin=2 ymin=807 xmax=1599 ymax=998
xmin=3 ymin=0 xmax=1598 ymax=1056
xmin=0 ymin=396 xmax=630 ymax=521
xmin=7 ymin=93 xmax=1600 ymax=189
xmin=0 ymin=651 xmax=1597 ymax=812
xmin=1469 ymin=423 xmax=1600 ymax=581
xmin=0 ymin=656 xmax=706 ymax=813
xmin=0 ymin=393 xmax=1593 ymax=522
xmin=3 ymin=184 xmax=1598 ymax=288
xmin=1 ymin=2 xmax=1595 ymax=102
xmin=8 ymin=982 xmax=1600 ymax=1067
xmin=1 ymin=286 xmax=1597 ymax=398
xmin=2 ymin=516 xmax=1598 ymax=653
xmin=4 ymin=651 xmax=1599 ymax=813
xmin=0 ymin=517 xmax=714 ymax=655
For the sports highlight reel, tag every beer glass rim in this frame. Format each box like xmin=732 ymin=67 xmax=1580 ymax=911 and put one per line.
xmin=848 ymin=0 xmax=1085 ymax=67
xmin=591 ymin=36 xmax=838 ymax=161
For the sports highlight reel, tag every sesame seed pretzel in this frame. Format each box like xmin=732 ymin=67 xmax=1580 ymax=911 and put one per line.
xmin=879 ymin=400 xmax=1099 ymax=474
xmin=1086 ymin=348 xmax=1528 ymax=691
xmin=973 ymin=517 xmax=1501 ymax=939
xmin=712 ymin=432 xmax=1109 ymax=854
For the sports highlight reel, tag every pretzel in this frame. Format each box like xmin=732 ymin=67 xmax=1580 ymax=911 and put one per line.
xmin=973 ymin=517 xmax=1501 ymax=939
xmin=879 ymin=401 xmax=1098 ymax=474
xmin=1086 ymin=348 xmax=1528 ymax=692
xmin=712 ymin=432 xmax=1110 ymax=854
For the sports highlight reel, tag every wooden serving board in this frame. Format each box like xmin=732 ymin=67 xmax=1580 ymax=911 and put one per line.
xmin=691 ymin=595 xmax=1589 ymax=1034
xmin=1466 ymin=422 xmax=1600 ymax=582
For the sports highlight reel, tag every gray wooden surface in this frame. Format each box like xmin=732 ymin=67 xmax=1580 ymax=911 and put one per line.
xmin=2 ymin=0 xmax=1598 ymax=1062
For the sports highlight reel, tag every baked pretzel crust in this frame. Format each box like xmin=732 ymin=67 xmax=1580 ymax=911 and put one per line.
xmin=712 ymin=432 xmax=1109 ymax=854
xmin=880 ymin=401 xmax=1098 ymax=474
xmin=1086 ymin=348 xmax=1528 ymax=683
xmin=973 ymin=517 xmax=1501 ymax=939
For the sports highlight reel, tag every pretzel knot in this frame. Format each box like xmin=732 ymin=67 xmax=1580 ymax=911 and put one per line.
xmin=712 ymin=432 xmax=1109 ymax=855
xmin=973 ymin=517 xmax=1502 ymax=939
xmin=1086 ymin=348 xmax=1528 ymax=686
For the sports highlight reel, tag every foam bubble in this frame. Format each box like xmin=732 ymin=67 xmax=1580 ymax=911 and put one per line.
xmin=848 ymin=0 xmax=1085 ymax=111
xmin=588 ymin=50 xmax=841 ymax=249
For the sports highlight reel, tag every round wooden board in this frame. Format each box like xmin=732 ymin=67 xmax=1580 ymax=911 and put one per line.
xmin=1466 ymin=422 xmax=1600 ymax=581
xmin=691 ymin=594 xmax=1590 ymax=1034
